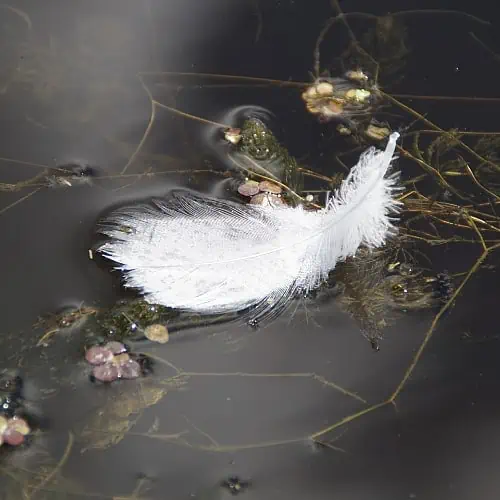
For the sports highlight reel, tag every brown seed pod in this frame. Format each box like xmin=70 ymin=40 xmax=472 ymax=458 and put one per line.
xmin=258 ymin=181 xmax=282 ymax=194
xmin=323 ymin=100 xmax=345 ymax=117
xmin=316 ymin=81 xmax=334 ymax=96
xmin=302 ymin=86 xmax=318 ymax=100
xmin=345 ymin=69 xmax=369 ymax=82
xmin=144 ymin=323 xmax=169 ymax=344
xmin=250 ymin=193 xmax=285 ymax=207
xmin=238 ymin=181 xmax=260 ymax=197
xmin=365 ymin=123 xmax=391 ymax=141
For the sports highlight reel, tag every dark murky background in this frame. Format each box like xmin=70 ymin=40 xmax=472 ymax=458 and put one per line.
xmin=1 ymin=0 xmax=500 ymax=498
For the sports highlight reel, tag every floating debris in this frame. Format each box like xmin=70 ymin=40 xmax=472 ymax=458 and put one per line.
xmin=36 ymin=305 xmax=99 ymax=347
xmin=432 ymin=272 xmax=454 ymax=304
xmin=237 ymin=177 xmax=286 ymax=207
xmin=85 ymin=345 xmax=114 ymax=365
xmin=111 ymin=353 xmax=130 ymax=366
xmin=301 ymin=76 xmax=377 ymax=123
xmin=45 ymin=164 xmax=95 ymax=189
xmin=0 ymin=373 xmax=24 ymax=418
xmin=104 ymin=340 xmax=128 ymax=355
xmin=249 ymin=192 xmax=286 ymax=207
xmin=258 ymin=180 xmax=282 ymax=194
xmin=0 ymin=416 xmax=30 ymax=447
xmin=221 ymin=476 xmax=250 ymax=495
xmin=336 ymin=124 xmax=352 ymax=136
xmin=79 ymin=381 xmax=168 ymax=452
xmin=237 ymin=179 xmax=283 ymax=201
xmin=224 ymin=127 xmax=242 ymax=145
xmin=95 ymin=299 xmax=176 ymax=342
xmin=345 ymin=88 xmax=371 ymax=104
xmin=92 ymin=363 xmax=120 ymax=383
xmin=85 ymin=341 xmax=148 ymax=383
xmin=144 ymin=324 xmax=169 ymax=344
xmin=344 ymin=69 xmax=370 ymax=83
xmin=365 ymin=122 xmax=392 ymax=141
xmin=118 ymin=359 xmax=142 ymax=379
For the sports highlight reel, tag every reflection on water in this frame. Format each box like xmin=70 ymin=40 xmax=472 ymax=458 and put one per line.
xmin=1 ymin=0 xmax=500 ymax=499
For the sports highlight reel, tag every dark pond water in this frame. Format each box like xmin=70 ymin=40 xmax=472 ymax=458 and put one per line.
xmin=1 ymin=0 xmax=500 ymax=499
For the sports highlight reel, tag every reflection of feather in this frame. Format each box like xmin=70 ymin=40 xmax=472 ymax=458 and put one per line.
xmin=98 ymin=133 xmax=401 ymax=323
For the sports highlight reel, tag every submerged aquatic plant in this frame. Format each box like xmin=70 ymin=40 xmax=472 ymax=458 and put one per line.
xmin=225 ymin=116 xmax=304 ymax=196
xmin=333 ymin=244 xmax=453 ymax=349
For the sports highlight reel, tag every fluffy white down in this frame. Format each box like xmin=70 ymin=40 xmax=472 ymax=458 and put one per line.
xmin=98 ymin=132 xmax=401 ymax=321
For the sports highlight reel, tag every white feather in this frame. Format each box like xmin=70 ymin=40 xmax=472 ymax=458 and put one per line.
xmin=98 ymin=132 xmax=401 ymax=322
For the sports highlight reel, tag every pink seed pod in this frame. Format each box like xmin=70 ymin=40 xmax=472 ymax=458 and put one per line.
xmin=118 ymin=360 xmax=141 ymax=379
xmin=85 ymin=346 xmax=114 ymax=365
xmin=3 ymin=429 xmax=24 ymax=446
xmin=92 ymin=363 xmax=120 ymax=382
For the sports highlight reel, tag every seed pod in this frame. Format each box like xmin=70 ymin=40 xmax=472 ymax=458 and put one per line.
xmin=316 ymin=81 xmax=334 ymax=96
xmin=345 ymin=70 xmax=369 ymax=82
xmin=7 ymin=417 xmax=30 ymax=436
xmin=103 ymin=341 xmax=127 ymax=354
xmin=366 ymin=123 xmax=391 ymax=141
xmin=238 ymin=181 xmax=260 ymax=197
xmin=3 ymin=429 xmax=24 ymax=446
xmin=92 ymin=363 xmax=120 ymax=382
xmin=258 ymin=181 xmax=282 ymax=194
xmin=250 ymin=193 xmax=285 ymax=207
xmin=144 ymin=324 xmax=169 ymax=344
xmin=323 ymin=100 xmax=344 ymax=117
xmin=112 ymin=353 xmax=131 ymax=366
xmin=224 ymin=128 xmax=242 ymax=145
xmin=345 ymin=88 xmax=371 ymax=103
xmin=119 ymin=360 xmax=142 ymax=379
xmin=85 ymin=346 xmax=114 ymax=365
xmin=302 ymin=86 xmax=318 ymax=100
